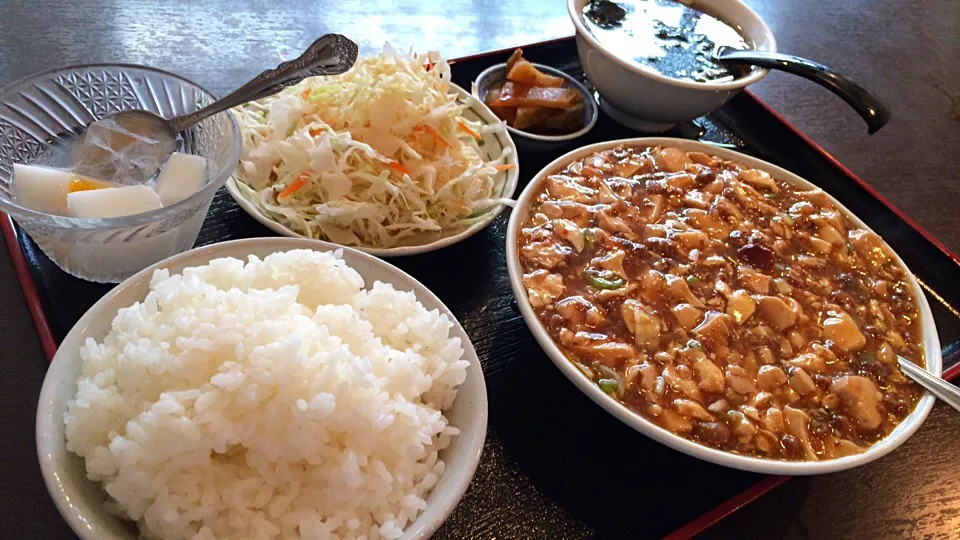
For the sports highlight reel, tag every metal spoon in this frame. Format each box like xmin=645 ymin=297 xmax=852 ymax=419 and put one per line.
xmin=714 ymin=47 xmax=891 ymax=135
xmin=898 ymin=356 xmax=960 ymax=413
xmin=71 ymin=33 xmax=359 ymax=183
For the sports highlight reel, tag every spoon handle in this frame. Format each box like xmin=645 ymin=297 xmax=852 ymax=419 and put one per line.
xmin=715 ymin=47 xmax=890 ymax=134
xmin=898 ymin=356 xmax=960 ymax=414
xmin=168 ymin=34 xmax=359 ymax=133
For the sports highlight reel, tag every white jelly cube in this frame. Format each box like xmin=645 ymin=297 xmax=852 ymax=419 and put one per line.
xmin=12 ymin=163 xmax=73 ymax=215
xmin=154 ymin=152 xmax=207 ymax=205
xmin=66 ymin=185 xmax=163 ymax=219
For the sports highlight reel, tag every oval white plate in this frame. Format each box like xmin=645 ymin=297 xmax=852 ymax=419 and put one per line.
xmin=37 ymin=237 xmax=488 ymax=540
xmin=227 ymin=85 xmax=519 ymax=257
xmin=506 ymin=137 xmax=942 ymax=476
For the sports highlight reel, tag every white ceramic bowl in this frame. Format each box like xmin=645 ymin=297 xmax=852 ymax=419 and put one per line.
xmin=567 ymin=0 xmax=777 ymax=131
xmin=226 ymin=85 xmax=519 ymax=257
xmin=506 ymin=137 xmax=942 ymax=475
xmin=37 ymin=237 xmax=488 ymax=539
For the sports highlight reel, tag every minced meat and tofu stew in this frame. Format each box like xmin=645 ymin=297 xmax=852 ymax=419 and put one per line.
xmin=517 ymin=145 xmax=925 ymax=461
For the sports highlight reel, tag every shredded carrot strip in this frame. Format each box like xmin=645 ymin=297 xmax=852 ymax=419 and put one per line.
xmin=387 ymin=161 xmax=411 ymax=176
xmin=494 ymin=164 xmax=516 ymax=171
xmin=279 ymin=170 xmax=314 ymax=198
xmin=300 ymin=89 xmax=311 ymax=100
xmin=425 ymin=52 xmax=434 ymax=72
xmin=457 ymin=120 xmax=481 ymax=140
xmin=419 ymin=123 xmax=450 ymax=148
xmin=279 ymin=178 xmax=306 ymax=199
xmin=309 ymin=128 xmax=322 ymax=137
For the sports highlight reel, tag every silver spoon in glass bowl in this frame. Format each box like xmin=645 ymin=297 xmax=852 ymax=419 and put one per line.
xmin=71 ymin=33 xmax=359 ymax=184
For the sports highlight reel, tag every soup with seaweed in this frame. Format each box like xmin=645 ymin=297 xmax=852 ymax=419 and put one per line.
xmin=582 ymin=0 xmax=753 ymax=83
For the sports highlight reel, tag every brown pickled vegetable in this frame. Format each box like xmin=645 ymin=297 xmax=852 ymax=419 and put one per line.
xmin=488 ymin=82 xmax=580 ymax=109
xmin=484 ymin=49 xmax=585 ymax=135
xmin=507 ymin=59 xmax=565 ymax=87
xmin=517 ymin=144 xmax=925 ymax=461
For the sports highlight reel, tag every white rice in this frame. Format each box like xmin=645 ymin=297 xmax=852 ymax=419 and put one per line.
xmin=64 ymin=249 xmax=468 ymax=540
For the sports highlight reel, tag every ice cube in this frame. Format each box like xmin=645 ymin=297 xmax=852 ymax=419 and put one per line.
xmin=12 ymin=163 xmax=73 ymax=215
xmin=154 ymin=152 xmax=207 ymax=205
xmin=71 ymin=118 xmax=174 ymax=185
xmin=66 ymin=185 xmax=162 ymax=219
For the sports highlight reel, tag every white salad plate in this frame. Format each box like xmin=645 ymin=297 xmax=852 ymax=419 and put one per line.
xmin=227 ymin=85 xmax=519 ymax=257
xmin=506 ymin=137 xmax=942 ymax=476
xmin=37 ymin=237 xmax=489 ymax=540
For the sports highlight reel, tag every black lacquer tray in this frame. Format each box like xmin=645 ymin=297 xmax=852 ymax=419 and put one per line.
xmin=5 ymin=37 xmax=960 ymax=539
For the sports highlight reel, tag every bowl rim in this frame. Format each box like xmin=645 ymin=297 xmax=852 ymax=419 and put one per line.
xmin=0 ymin=62 xmax=241 ymax=229
xmin=505 ymin=136 xmax=942 ymax=475
xmin=36 ymin=236 xmax=488 ymax=539
xmin=226 ymin=84 xmax=520 ymax=257
xmin=566 ymin=0 xmax=778 ymax=91
xmin=471 ymin=62 xmax=599 ymax=143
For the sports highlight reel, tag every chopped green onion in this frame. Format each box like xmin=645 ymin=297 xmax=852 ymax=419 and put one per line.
xmin=598 ymin=378 xmax=619 ymax=395
xmin=764 ymin=192 xmax=779 ymax=200
xmin=857 ymin=350 xmax=878 ymax=365
xmin=782 ymin=215 xmax=795 ymax=226
xmin=686 ymin=339 xmax=704 ymax=351
xmin=583 ymin=228 xmax=595 ymax=251
xmin=686 ymin=275 xmax=699 ymax=285
xmin=846 ymin=243 xmax=855 ymax=254
xmin=585 ymin=268 xmax=624 ymax=290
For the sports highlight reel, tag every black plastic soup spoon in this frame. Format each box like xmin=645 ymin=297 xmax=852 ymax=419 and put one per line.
xmin=714 ymin=46 xmax=891 ymax=134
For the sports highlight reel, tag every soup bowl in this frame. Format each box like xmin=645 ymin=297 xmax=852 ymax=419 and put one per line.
xmin=506 ymin=137 xmax=942 ymax=475
xmin=567 ymin=0 xmax=776 ymax=131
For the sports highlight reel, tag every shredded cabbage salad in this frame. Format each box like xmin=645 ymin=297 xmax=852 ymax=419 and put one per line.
xmin=233 ymin=45 xmax=514 ymax=248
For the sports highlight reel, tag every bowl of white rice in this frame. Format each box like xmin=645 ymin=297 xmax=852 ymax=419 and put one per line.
xmin=36 ymin=237 xmax=487 ymax=540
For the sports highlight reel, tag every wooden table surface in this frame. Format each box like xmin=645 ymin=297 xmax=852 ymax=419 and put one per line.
xmin=1 ymin=0 xmax=958 ymax=538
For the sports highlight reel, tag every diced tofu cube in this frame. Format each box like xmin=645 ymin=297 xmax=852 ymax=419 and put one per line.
xmin=67 ymin=185 xmax=162 ymax=218
xmin=154 ymin=152 xmax=207 ymax=205
xmin=12 ymin=164 xmax=72 ymax=215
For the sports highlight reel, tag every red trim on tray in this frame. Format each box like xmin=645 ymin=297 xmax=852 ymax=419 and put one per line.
xmin=3 ymin=36 xmax=960 ymax=540
xmin=664 ymin=475 xmax=788 ymax=540
xmin=0 ymin=214 xmax=57 ymax=362
xmin=743 ymin=90 xmax=960 ymax=268
xmin=944 ymin=362 xmax=960 ymax=381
